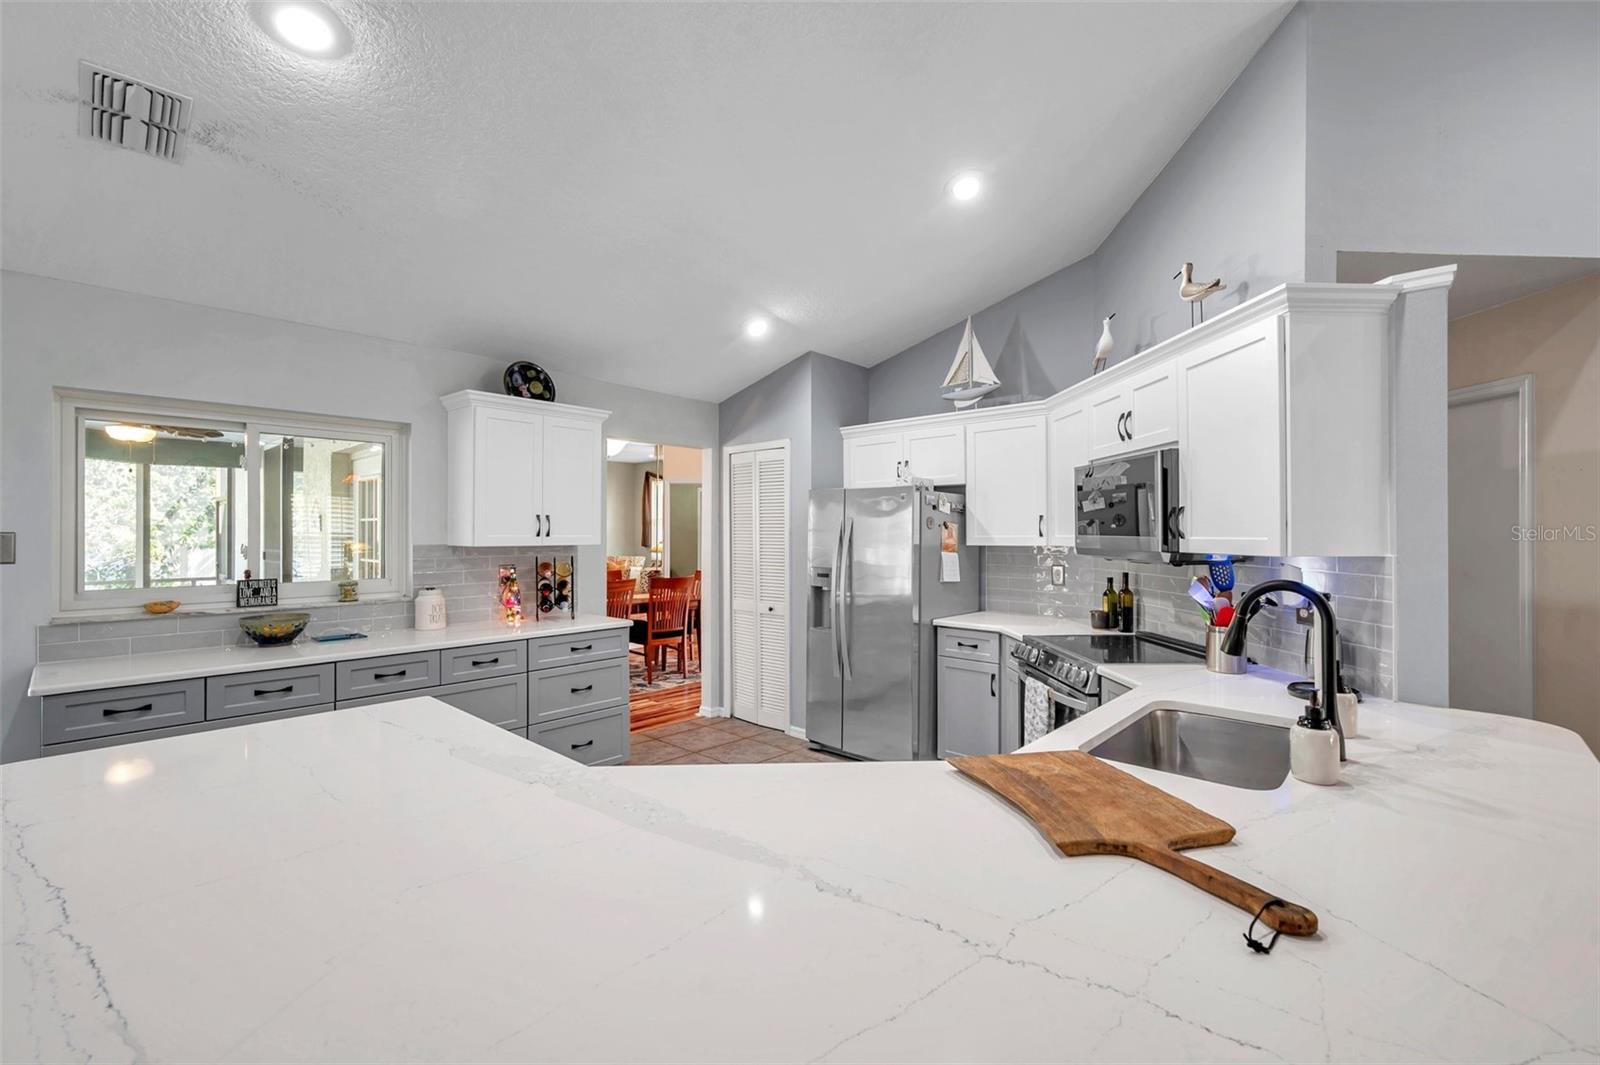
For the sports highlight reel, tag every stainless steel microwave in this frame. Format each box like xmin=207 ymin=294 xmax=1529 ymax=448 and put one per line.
xmin=1073 ymin=447 xmax=1195 ymax=564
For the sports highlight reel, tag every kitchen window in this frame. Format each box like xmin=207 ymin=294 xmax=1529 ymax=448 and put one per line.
xmin=58 ymin=390 xmax=409 ymax=614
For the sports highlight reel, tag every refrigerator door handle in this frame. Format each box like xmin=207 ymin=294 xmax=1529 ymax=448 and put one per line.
xmin=838 ymin=505 xmax=851 ymax=671
xmin=840 ymin=516 xmax=855 ymax=682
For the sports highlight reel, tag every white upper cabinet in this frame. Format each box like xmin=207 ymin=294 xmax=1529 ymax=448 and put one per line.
xmin=965 ymin=413 xmax=1047 ymax=546
xmin=842 ymin=431 xmax=905 ymax=488
xmin=442 ymin=391 xmax=608 ymax=547
xmin=1046 ymin=401 xmax=1089 ymax=548
xmin=1177 ymin=318 xmax=1285 ymax=556
xmin=1088 ymin=362 xmax=1178 ymax=459
xmin=843 ymin=423 xmax=965 ymax=487
xmin=902 ymin=423 xmax=966 ymax=483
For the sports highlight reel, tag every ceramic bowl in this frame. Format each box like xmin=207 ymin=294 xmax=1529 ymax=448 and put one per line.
xmin=239 ymin=612 xmax=311 ymax=646
xmin=143 ymin=600 xmax=181 ymax=615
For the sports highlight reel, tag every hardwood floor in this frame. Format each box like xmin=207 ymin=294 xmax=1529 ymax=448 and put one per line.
xmin=628 ymin=680 xmax=703 ymax=733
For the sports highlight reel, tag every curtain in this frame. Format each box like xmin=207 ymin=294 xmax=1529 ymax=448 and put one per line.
xmin=641 ymin=470 xmax=658 ymax=549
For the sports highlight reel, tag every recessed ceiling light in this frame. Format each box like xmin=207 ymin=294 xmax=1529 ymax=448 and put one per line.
xmin=104 ymin=424 xmax=157 ymax=443
xmin=948 ymin=172 xmax=983 ymax=203
xmin=255 ymin=2 xmax=351 ymax=59
xmin=744 ymin=316 xmax=771 ymax=339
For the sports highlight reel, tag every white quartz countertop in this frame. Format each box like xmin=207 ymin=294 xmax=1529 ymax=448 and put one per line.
xmin=933 ymin=610 xmax=1129 ymax=639
xmin=27 ymin=615 xmax=630 ymax=696
xmin=4 ymin=669 xmax=1596 ymax=1063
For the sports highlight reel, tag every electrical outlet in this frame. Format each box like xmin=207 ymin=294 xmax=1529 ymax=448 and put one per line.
xmin=0 ymin=532 xmax=14 ymax=565
xmin=1049 ymin=563 xmax=1066 ymax=586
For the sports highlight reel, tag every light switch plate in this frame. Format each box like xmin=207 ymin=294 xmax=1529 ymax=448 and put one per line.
xmin=0 ymin=532 xmax=14 ymax=564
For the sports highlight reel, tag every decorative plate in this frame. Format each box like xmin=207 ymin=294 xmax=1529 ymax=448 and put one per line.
xmin=503 ymin=361 xmax=556 ymax=402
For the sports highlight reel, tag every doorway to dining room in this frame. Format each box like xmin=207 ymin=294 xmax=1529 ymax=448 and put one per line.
xmin=605 ymin=439 xmax=707 ymax=733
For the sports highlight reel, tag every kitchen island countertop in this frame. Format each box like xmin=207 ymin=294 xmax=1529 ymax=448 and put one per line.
xmin=4 ymin=664 xmax=1596 ymax=1063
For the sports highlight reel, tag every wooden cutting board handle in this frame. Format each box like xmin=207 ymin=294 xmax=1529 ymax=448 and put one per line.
xmin=1133 ymin=843 xmax=1318 ymax=935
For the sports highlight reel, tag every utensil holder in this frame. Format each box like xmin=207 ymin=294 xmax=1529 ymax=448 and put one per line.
xmin=1205 ymin=627 xmax=1246 ymax=674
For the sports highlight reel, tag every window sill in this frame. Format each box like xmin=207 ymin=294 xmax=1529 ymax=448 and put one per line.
xmin=51 ymin=593 xmax=413 ymax=626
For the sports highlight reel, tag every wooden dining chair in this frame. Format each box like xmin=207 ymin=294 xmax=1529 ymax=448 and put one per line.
xmin=630 ymin=575 xmax=694 ymax=684
xmin=606 ymin=576 xmax=635 ymax=622
xmin=686 ymin=569 xmax=703 ymax=665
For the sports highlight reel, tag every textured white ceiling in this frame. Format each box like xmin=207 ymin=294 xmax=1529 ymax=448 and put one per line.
xmin=2 ymin=1 xmax=1290 ymax=401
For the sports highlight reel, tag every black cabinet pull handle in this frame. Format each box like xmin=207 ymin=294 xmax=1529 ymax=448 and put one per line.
xmin=253 ymin=686 xmax=294 ymax=697
xmin=1038 ymin=514 xmax=1045 ymax=538
xmin=470 ymin=658 xmax=499 ymax=667
xmin=956 ymin=641 xmax=978 ymax=649
xmin=570 ymin=684 xmax=594 ymax=694
xmin=1126 ymin=410 xmax=1133 ymax=436
xmin=570 ymin=644 xmax=592 ymax=652
xmin=1115 ymin=411 xmax=1124 ymax=440
xmin=990 ymin=673 xmax=997 ymax=698
xmin=103 ymin=703 xmax=153 ymax=716
xmin=545 ymin=514 xmax=552 ymax=537
xmin=570 ymin=739 xmax=594 ymax=750
xmin=373 ymin=670 xmax=407 ymax=680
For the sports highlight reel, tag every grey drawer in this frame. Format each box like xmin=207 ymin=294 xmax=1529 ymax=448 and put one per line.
xmin=530 ymin=703 xmax=630 ymax=765
xmin=528 ymin=629 xmax=628 ymax=668
xmin=336 ymin=651 xmax=440 ymax=701
xmin=44 ymin=701 xmax=336 ymax=756
xmin=440 ymin=640 xmax=527 ymax=684
xmin=43 ymin=679 xmax=206 ymax=745
xmin=340 ymin=674 xmax=528 ymax=729
xmin=432 ymin=674 xmax=528 ymax=731
xmin=206 ymin=664 xmax=335 ymax=722
xmin=937 ymin=628 xmax=999 ymax=663
xmin=529 ymin=659 xmax=629 ymax=725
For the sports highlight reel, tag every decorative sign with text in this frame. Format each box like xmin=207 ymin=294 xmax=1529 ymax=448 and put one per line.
xmin=235 ymin=578 xmax=279 ymax=608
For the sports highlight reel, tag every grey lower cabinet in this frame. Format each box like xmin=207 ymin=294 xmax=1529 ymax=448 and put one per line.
xmin=1000 ymin=638 xmax=1022 ymax=754
xmin=40 ymin=627 xmax=631 ymax=764
xmin=936 ymin=633 xmax=1001 ymax=758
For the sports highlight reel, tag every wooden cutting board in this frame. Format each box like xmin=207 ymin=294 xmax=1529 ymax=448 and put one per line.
xmin=950 ymin=750 xmax=1317 ymax=936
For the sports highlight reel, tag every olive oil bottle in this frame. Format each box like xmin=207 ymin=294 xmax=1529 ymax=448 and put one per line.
xmin=1119 ymin=572 xmax=1135 ymax=633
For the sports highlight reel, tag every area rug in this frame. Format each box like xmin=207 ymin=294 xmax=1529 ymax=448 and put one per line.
xmin=627 ymin=646 xmax=702 ymax=691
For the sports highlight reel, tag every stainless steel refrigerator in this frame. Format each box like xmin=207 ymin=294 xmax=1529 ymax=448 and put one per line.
xmin=807 ymin=487 xmax=981 ymax=760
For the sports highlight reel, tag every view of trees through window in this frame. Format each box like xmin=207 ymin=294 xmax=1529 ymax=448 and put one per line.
xmin=79 ymin=415 xmax=384 ymax=595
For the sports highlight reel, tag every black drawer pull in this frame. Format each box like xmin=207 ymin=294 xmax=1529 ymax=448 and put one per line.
xmin=373 ymin=669 xmax=408 ymax=680
xmin=569 ymin=644 xmax=593 ymax=653
xmin=103 ymin=703 xmax=154 ymax=716
xmin=470 ymin=657 xmax=500 ymax=667
xmin=956 ymin=641 xmax=979 ymax=649
xmin=570 ymin=739 xmax=595 ymax=750
xmin=253 ymin=686 xmax=294 ymax=697
xmin=570 ymin=684 xmax=594 ymax=694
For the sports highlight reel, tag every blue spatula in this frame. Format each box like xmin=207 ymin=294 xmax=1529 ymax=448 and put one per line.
xmin=1208 ymin=559 xmax=1235 ymax=596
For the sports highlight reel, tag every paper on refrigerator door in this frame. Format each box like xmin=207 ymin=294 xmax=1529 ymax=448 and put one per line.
xmin=939 ymin=520 xmax=961 ymax=582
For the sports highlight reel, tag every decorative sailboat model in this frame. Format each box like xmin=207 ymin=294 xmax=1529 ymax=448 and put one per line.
xmin=940 ymin=316 xmax=1000 ymax=409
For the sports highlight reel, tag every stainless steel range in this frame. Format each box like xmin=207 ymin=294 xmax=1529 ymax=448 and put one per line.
xmin=1011 ymin=632 xmax=1204 ymax=726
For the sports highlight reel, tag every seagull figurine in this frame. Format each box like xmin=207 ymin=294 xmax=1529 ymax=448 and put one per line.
xmin=1092 ymin=313 xmax=1115 ymax=375
xmin=1174 ymin=262 xmax=1227 ymax=325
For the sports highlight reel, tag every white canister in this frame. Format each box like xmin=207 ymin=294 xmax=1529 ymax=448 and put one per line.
xmin=1290 ymin=719 xmax=1341 ymax=786
xmin=1335 ymin=690 xmax=1360 ymax=740
xmin=414 ymin=587 xmax=448 ymax=631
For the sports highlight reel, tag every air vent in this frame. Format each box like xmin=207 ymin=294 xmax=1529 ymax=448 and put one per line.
xmin=78 ymin=61 xmax=192 ymax=162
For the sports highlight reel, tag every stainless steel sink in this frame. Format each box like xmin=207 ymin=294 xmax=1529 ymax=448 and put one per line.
xmin=1087 ymin=706 xmax=1290 ymax=790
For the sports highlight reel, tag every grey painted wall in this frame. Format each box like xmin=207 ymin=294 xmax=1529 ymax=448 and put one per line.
xmin=866 ymin=7 xmax=1309 ymax=421
xmin=605 ymin=461 xmax=650 ymax=556
xmin=0 ymin=271 xmax=721 ymax=761
xmin=1304 ymin=0 xmax=1600 ymax=281
xmin=809 ymin=353 xmax=869 ymax=488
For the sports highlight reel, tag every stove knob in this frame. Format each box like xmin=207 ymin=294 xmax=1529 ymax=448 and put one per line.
xmin=1072 ymin=666 xmax=1088 ymax=687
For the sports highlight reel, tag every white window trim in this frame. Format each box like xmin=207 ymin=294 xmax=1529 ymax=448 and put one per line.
xmin=55 ymin=388 xmax=411 ymax=617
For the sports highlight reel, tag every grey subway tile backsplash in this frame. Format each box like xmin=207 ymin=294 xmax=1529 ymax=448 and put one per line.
xmin=982 ymin=546 xmax=1395 ymax=699
xmin=35 ymin=544 xmax=574 ymax=664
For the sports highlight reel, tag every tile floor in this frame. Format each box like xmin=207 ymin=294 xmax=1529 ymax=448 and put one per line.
xmin=623 ymin=716 xmax=849 ymax=765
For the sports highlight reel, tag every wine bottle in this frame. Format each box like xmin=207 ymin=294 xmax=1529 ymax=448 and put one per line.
xmin=1119 ymin=572 xmax=1135 ymax=633
xmin=1102 ymin=577 xmax=1119 ymax=629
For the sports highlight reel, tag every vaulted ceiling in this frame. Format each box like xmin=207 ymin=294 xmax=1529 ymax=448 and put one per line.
xmin=2 ymin=1 xmax=1291 ymax=401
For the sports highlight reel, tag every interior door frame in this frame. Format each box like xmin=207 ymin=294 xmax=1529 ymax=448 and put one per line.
xmin=1448 ymin=374 xmax=1535 ymax=717
xmin=720 ymin=438 xmax=791 ymax=730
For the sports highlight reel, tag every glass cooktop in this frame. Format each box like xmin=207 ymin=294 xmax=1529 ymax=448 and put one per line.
xmin=1025 ymin=632 xmax=1203 ymax=667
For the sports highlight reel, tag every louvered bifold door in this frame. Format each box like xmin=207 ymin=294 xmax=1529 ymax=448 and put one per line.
xmin=753 ymin=449 xmax=790 ymax=731
xmin=728 ymin=452 xmax=761 ymax=723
